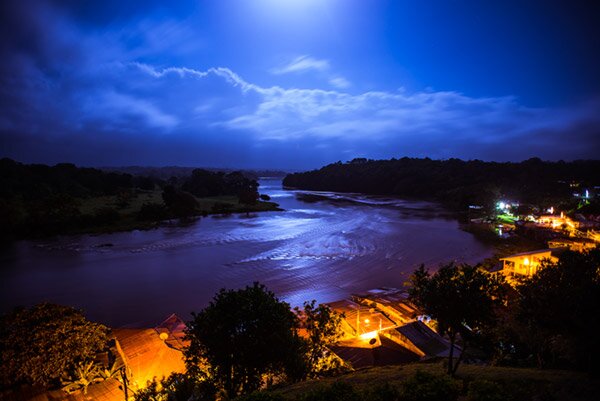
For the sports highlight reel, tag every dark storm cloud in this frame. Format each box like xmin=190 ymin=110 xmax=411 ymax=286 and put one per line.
xmin=0 ymin=0 xmax=599 ymax=169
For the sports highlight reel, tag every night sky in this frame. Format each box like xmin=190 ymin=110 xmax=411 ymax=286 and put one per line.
xmin=1 ymin=0 xmax=599 ymax=169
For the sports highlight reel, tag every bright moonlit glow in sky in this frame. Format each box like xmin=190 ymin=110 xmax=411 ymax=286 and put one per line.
xmin=0 ymin=0 xmax=599 ymax=168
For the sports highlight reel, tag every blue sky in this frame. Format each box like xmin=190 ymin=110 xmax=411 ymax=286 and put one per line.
xmin=1 ymin=0 xmax=599 ymax=169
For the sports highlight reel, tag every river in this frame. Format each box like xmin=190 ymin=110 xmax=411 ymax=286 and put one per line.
xmin=0 ymin=178 xmax=493 ymax=327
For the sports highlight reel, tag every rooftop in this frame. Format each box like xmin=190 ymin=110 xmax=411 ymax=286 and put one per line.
xmin=393 ymin=321 xmax=453 ymax=358
xmin=330 ymin=336 xmax=419 ymax=369
xmin=113 ymin=328 xmax=185 ymax=390
xmin=500 ymin=249 xmax=553 ymax=260
xmin=155 ymin=313 xmax=189 ymax=351
xmin=325 ymin=299 xmax=396 ymax=336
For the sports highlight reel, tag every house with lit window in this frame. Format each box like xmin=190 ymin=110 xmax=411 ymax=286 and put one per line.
xmin=499 ymin=249 xmax=558 ymax=280
xmin=536 ymin=214 xmax=578 ymax=230
xmin=548 ymin=238 xmax=597 ymax=252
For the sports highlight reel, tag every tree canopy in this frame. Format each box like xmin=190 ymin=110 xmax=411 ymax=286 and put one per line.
xmin=296 ymin=301 xmax=346 ymax=377
xmin=184 ymin=283 xmax=307 ymax=398
xmin=409 ymin=263 xmax=505 ymax=375
xmin=181 ymin=169 xmax=259 ymax=199
xmin=0 ymin=303 xmax=109 ymax=388
xmin=514 ymin=249 xmax=600 ymax=371
xmin=283 ymin=157 xmax=600 ymax=210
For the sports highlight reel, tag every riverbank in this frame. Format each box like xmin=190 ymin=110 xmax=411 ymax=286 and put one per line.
xmin=4 ymin=189 xmax=282 ymax=241
xmin=460 ymin=222 xmax=546 ymax=270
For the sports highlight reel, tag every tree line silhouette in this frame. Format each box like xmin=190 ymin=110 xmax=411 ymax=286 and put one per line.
xmin=0 ymin=159 xmax=262 ymax=239
xmin=283 ymin=157 xmax=600 ymax=210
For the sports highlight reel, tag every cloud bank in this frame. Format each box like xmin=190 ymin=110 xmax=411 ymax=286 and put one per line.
xmin=0 ymin=0 xmax=599 ymax=169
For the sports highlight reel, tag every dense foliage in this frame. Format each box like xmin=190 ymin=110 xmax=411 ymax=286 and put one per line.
xmin=0 ymin=158 xmax=141 ymax=199
xmin=185 ymin=283 xmax=307 ymax=398
xmin=0 ymin=303 xmax=109 ymax=388
xmin=233 ymin=364 xmax=600 ymax=401
xmin=134 ymin=372 xmax=217 ymax=401
xmin=236 ymin=371 xmax=460 ymax=401
xmin=513 ymin=249 xmax=600 ymax=371
xmin=409 ymin=264 xmax=505 ymax=375
xmin=296 ymin=301 xmax=347 ymax=377
xmin=0 ymin=158 xmax=160 ymax=238
xmin=183 ymin=284 xmax=344 ymax=399
xmin=283 ymin=157 xmax=600 ymax=209
xmin=440 ymin=249 xmax=600 ymax=374
xmin=0 ymin=159 xmax=272 ymax=239
xmin=181 ymin=170 xmax=258 ymax=200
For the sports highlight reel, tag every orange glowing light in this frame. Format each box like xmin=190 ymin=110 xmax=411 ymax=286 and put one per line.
xmin=359 ymin=331 xmax=378 ymax=341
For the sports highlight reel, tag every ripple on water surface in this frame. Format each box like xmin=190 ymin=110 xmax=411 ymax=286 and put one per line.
xmin=0 ymin=179 xmax=494 ymax=326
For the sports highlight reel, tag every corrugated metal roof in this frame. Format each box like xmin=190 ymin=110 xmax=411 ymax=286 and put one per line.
xmin=330 ymin=336 xmax=419 ymax=369
xmin=324 ymin=299 xmax=396 ymax=335
xmin=394 ymin=321 xmax=451 ymax=358
xmin=113 ymin=328 xmax=185 ymax=390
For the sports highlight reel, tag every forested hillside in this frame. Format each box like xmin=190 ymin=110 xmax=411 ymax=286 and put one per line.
xmin=283 ymin=158 xmax=600 ymax=209
xmin=0 ymin=159 xmax=276 ymax=239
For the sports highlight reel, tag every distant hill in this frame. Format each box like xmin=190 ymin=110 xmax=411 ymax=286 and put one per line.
xmin=0 ymin=158 xmax=142 ymax=200
xmin=102 ymin=166 xmax=288 ymax=180
xmin=283 ymin=157 xmax=600 ymax=210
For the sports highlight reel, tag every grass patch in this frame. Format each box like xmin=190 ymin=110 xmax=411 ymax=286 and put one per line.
xmin=54 ymin=190 xmax=282 ymax=237
xmin=79 ymin=190 xmax=163 ymax=215
xmin=271 ymin=363 xmax=598 ymax=401
xmin=196 ymin=196 xmax=281 ymax=214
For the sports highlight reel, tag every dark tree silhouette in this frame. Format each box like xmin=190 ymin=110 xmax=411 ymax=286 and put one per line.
xmin=515 ymin=249 xmax=600 ymax=371
xmin=296 ymin=301 xmax=345 ymax=377
xmin=409 ymin=263 xmax=505 ymax=375
xmin=162 ymin=185 xmax=199 ymax=218
xmin=185 ymin=283 xmax=306 ymax=398
xmin=0 ymin=303 xmax=108 ymax=387
xmin=283 ymin=157 xmax=600 ymax=210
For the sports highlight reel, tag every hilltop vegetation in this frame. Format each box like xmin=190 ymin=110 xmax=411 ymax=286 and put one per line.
xmin=283 ymin=157 xmax=600 ymax=210
xmin=0 ymin=158 xmax=279 ymax=240
xmin=264 ymin=363 xmax=599 ymax=401
xmin=102 ymin=165 xmax=287 ymax=181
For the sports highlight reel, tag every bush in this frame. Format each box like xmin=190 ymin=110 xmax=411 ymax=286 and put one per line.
xmin=137 ymin=202 xmax=168 ymax=221
xmin=399 ymin=371 xmax=461 ymax=401
xmin=467 ymin=379 xmax=507 ymax=401
xmin=235 ymin=392 xmax=286 ymax=401
xmin=134 ymin=372 xmax=217 ymax=401
xmin=362 ymin=382 xmax=401 ymax=401
xmin=162 ymin=186 xmax=198 ymax=218
xmin=296 ymin=381 xmax=400 ymax=401
xmin=211 ymin=202 xmax=233 ymax=214
xmin=93 ymin=206 xmax=120 ymax=225
xmin=298 ymin=381 xmax=361 ymax=401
